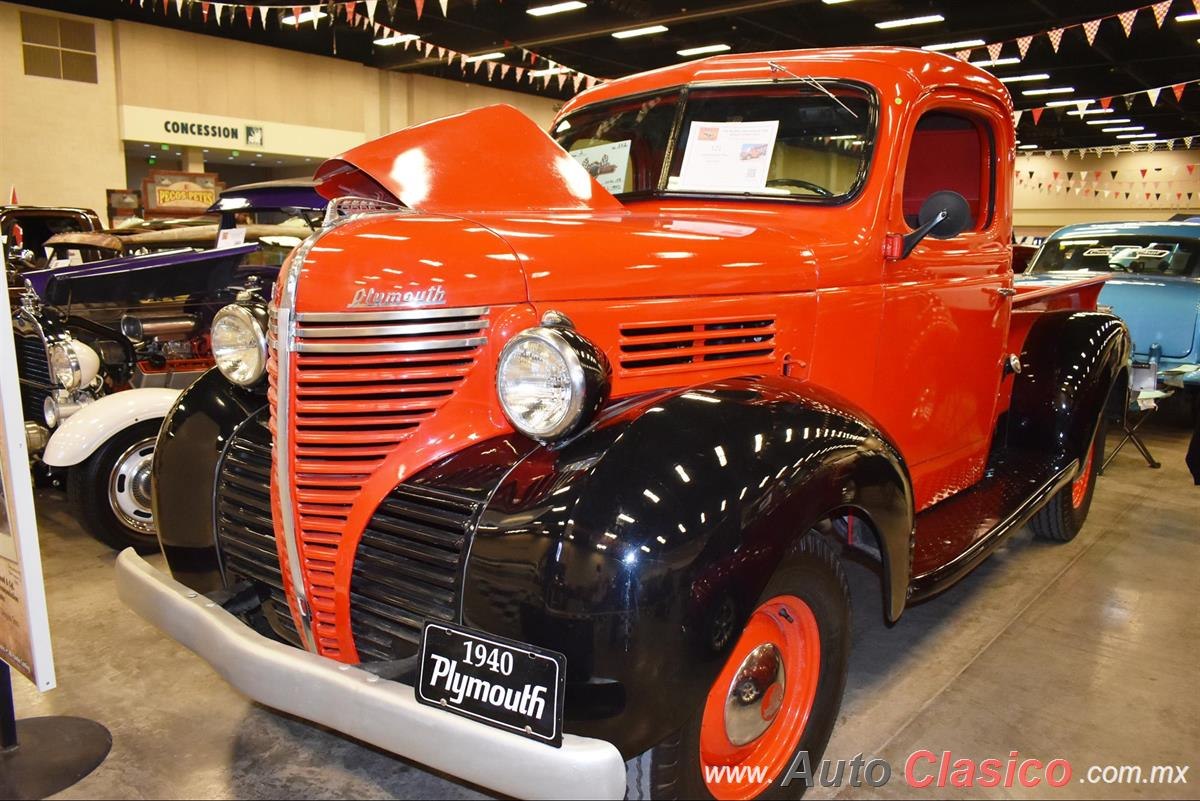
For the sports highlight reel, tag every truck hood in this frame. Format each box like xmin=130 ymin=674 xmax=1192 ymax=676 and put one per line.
xmin=314 ymin=104 xmax=623 ymax=215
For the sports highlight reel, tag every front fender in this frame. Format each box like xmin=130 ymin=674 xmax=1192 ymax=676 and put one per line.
xmin=459 ymin=376 xmax=913 ymax=757
xmin=43 ymin=388 xmax=180 ymax=467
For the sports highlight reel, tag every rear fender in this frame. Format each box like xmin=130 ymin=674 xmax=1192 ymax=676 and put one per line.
xmin=1007 ymin=311 xmax=1130 ymax=469
xmin=459 ymin=376 xmax=913 ymax=756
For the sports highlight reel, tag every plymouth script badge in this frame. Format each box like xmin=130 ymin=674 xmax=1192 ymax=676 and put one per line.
xmin=417 ymin=621 xmax=567 ymax=747
xmin=348 ymin=285 xmax=446 ymax=308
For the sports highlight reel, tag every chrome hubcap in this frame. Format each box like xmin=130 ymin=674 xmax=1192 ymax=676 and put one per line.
xmin=724 ymin=642 xmax=786 ymax=746
xmin=108 ymin=437 xmax=156 ymax=536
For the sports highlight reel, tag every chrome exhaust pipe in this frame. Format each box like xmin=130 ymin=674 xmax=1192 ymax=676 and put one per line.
xmin=120 ymin=314 xmax=199 ymax=340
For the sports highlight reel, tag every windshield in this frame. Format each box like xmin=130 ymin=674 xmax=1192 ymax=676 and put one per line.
xmin=1030 ymin=235 xmax=1200 ymax=278
xmin=553 ymin=81 xmax=874 ymax=201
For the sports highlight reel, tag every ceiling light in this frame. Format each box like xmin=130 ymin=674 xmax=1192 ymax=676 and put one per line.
xmin=1176 ymin=12 xmax=1200 ymax=21
xmin=822 ymin=0 xmax=855 ymax=4
xmin=677 ymin=43 xmax=731 ymax=56
xmin=1117 ymin=133 xmax=1156 ymax=139
xmin=1045 ymin=99 xmax=1090 ymax=108
xmin=923 ymin=39 xmax=985 ymax=51
xmin=465 ymin=51 xmax=505 ymax=62
xmin=527 ymin=1 xmax=587 ymax=15
xmin=999 ymin=73 xmax=1050 ymax=83
xmin=529 ymin=66 xmax=570 ymax=77
xmin=374 ymin=33 xmax=419 ymax=46
xmin=612 ymin=24 xmax=668 ymax=38
xmin=1018 ymin=144 xmax=1038 ymax=150
xmin=1067 ymin=108 xmax=1114 ymax=116
xmin=972 ymin=57 xmax=1021 ymax=67
xmin=281 ymin=10 xmax=325 ymax=24
xmin=1023 ymin=86 xmax=1074 ymax=96
xmin=876 ymin=14 xmax=945 ymax=29
xmin=1087 ymin=118 xmax=1130 ymax=125
xmin=1103 ymin=126 xmax=1145 ymax=132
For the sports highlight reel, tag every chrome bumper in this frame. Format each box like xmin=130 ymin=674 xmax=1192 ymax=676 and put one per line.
xmin=115 ymin=550 xmax=626 ymax=800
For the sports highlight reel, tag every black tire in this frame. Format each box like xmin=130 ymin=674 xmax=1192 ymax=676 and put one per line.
xmin=1028 ymin=418 xmax=1104 ymax=543
xmin=67 ymin=420 xmax=161 ymax=553
xmin=630 ymin=530 xmax=851 ymax=800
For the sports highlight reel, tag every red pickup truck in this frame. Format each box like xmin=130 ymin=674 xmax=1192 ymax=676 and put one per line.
xmin=119 ymin=47 xmax=1128 ymax=800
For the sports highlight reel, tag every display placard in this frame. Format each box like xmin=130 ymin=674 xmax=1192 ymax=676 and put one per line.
xmin=0 ymin=272 xmax=56 ymax=691
xmin=140 ymin=170 xmax=223 ymax=218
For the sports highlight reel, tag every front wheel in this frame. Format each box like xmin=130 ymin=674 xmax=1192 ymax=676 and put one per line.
xmin=67 ymin=420 xmax=161 ymax=553
xmin=633 ymin=531 xmax=850 ymax=800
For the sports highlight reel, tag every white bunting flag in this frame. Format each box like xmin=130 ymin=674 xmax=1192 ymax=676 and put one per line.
xmin=438 ymin=0 xmax=449 ymax=15
xmin=365 ymin=0 xmax=379 ymax=21
xmin=1147 ymin=87 xmax=1162 ymax=106
xmin=500 ymin=63 xmax=511 ymax=80
xmin=486 ymin=61 xmax=497 ymax=80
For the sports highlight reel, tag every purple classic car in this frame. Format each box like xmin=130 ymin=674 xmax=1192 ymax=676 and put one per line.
xmin=13 ymin=180 xmax=325 ymax=552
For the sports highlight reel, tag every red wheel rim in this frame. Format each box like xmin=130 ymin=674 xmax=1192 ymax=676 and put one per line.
xmin=699 ymin=595 xmax=821 ymax=800
xmin=1072 ymin=441 xmax=1096 ymax=509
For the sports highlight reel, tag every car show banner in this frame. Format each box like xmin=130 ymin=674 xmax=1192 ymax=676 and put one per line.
xmin=0 ymin=275 xmax=56 ymax=691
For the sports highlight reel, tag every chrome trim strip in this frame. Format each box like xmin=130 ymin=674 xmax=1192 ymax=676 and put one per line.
xmin=296 ymin=320 xmax=488 ymax=338
xmin=115 ymin=549 xmax=627 ymax=801
xmin=296 ymin=306 xmax=490 ymax=323
xmin=273 ymin=236 xmax=317 ymax=653
xmin=296 ymin=336 xmax=487 ymax=354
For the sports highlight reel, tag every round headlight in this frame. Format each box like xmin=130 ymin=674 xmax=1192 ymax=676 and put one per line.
xmin=43 ymin=394 xmax=60 ymax=428
xmin=497 ymin=325 xmax=609 ymax=441
xmin=212 ymin=304 xmax=267 ymax=386
xmin=48 ymin=342 xmax=81 ymax=390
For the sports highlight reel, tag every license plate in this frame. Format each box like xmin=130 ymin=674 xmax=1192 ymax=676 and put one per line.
xmin=416 ymin=621 xmax=566 ymax=747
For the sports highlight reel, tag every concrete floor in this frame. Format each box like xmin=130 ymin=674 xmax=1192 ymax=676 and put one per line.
xmin=11 ymin=420 xmax=1199 ymax=800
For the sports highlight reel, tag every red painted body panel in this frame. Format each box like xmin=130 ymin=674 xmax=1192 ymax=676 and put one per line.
xmin=279 ymin=48 xmax=1104 ymax=662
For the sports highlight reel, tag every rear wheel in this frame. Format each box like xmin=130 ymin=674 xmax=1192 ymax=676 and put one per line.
xmin=67 ymin=420 xmax=161 ymax=553
xmin=632 ymin=530 xmax=850 ymax=800
xmin=1029 ymin=422 xmax=1103 ymax=543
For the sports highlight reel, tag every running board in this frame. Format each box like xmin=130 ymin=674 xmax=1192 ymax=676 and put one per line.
xmin=907 ymin=453 xmax=1077 ymax=603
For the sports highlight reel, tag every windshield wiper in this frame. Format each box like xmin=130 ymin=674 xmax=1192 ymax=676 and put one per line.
xmin=767 ymin=61 xmax=859 ymax=119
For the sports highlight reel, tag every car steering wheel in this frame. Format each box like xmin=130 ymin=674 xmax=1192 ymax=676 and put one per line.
xmin=765 ymin=178 xmax=835 ymax=197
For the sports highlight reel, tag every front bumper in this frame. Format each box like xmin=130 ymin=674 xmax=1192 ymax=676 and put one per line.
xmin=115 ymin=550 xmax=627 ymax=800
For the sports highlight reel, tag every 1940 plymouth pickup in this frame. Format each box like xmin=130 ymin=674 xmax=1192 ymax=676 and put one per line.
xmin=117 ymin=48 xmax=1128 ymax=800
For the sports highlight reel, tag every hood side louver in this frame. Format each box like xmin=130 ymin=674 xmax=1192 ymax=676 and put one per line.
xmin=618 ymin=317 xmax=776 ymax=377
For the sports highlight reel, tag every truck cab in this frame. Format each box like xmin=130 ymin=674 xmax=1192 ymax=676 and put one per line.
xmin=119 ymin=48 xmax=1128 ymax=801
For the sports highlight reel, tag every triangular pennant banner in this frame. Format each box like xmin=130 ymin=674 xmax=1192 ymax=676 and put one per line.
xmin=1173 ymin=84 xmax=1187 ymax=103
xmin=987 ymin=42 xmax=1002 ymax=62
xmin=201 ymin=2 xmax=210 ymax=22
xmin=438 ymin=0 xmax=449 ymax=15
xmin=1118 ymin=9 xmax=1138 ymax=37
xmin=486 ymin=61 xmax=497 ymax=80
xmin=955 ymin=49 xmax=972 ymax=62
xmin=1031 ymin=107 xmax=1044 ymax=125
xmin=1147 ymin=87 xmax=1162 ymax=106
xmin=1016 ymin=36 xmax=1032 ymax=59
xmin=500 ymin=63 xmax=511 ymax=80
xmin=1099 ymin=96 xmax=1112 ymax=110
xmin=1185 ymin=138 xmax=1194 ymax=149
xmin=365 ymin=0 xmax=378 ymax=21
xmin=1013 ymin=109 xmax=1023 ymax=127
xmin=414 ymin=0 xmax=425 ymax=19
xmin=1152 ymin=0 xmax=1171 ymax=27
xmin=1047 ymin=28 xmax=1064 ymax=52
xmin=1083 ymin=18 xmax=1101 ymax=46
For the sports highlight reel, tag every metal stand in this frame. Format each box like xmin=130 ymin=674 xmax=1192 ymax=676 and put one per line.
xmin=1101 ymin=409 xmax=1162 ymax=473
xmin=0 ymin=662 xmax=111 ymax=800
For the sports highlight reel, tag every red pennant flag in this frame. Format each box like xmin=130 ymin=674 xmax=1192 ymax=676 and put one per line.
xmin=1031 ymin=107 xmax=1044 ymax=125
xmin=986 ymin=42 xmax=1002 ymax=62
xmin=1146 ymin=193 xmax=1151 ymax=200
xmin=1140 ymin=168 xmax=1148 ymax=178
xmin=201 ymin=1 xmax=209 ymax=22
xmin=162 ymin=0 xmax=168 ymax=13
xmin=1099 ymin=96 xmax=1112 ymax=110
xmin=1053 ymin=170 xmax=1060 ymax=180
xmin=8 ymin=186 xmax=16 ymax=204
xmin=1118 ymin=9 xmax=1137 ymax=37
xmin=414 ymin=0 xmax=425 ymax=19
xmin=1047 ymin=28 xmax=1064 ymax=52
xmin=1188 ymin=164 xmax=1196 ymax=175
xmin=293 ymin=6 xmax=302 ymax=25
xmin=1016 ymin=36 xmax=1032 ymax=59
xmin=1152 ymin=0 xmax=1171 ymax=27
xmin=1094 ymin=171 xmax=1101 ymax=180
xmin=1082 ymin=19 xmax=1101 ymax=46
xmin=244 ymin=5 xmax=254 ymax=25
xmin=1173 ymin=84 xmax=1187 ymax=103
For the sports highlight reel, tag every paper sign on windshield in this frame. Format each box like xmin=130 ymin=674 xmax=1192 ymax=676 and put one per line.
xmin=568 ymin=140 xmax=632 ymax=194
xmin=675 ymin=120 xmax=779 ymax=193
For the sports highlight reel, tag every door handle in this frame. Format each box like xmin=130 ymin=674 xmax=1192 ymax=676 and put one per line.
xmin=991 ymin=287 xmax=1017 ymax=298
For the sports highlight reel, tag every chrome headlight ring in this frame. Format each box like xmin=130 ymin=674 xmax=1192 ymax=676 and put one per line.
xmin=48 ymin=341 xmax=82 ymax=390
xmin=496 ymin=322 xmax=610 ymax=442
xmin=211 ymin=303 xmax=268 ymax=386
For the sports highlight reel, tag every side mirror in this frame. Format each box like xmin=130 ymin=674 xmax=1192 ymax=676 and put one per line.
xmin=900 ymin=190 xmax=971 ymax=259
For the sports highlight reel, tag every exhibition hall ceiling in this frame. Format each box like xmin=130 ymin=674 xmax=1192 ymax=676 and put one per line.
xmin=24 ymin=0 xmax=1200 ymax=151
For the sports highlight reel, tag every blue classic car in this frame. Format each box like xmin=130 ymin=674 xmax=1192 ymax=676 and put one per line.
xmin=1025 ymin=221 xmax=1200 ymax=394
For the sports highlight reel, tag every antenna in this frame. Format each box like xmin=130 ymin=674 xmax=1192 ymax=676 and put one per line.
xmin=767 ymin=61 xmax=859 ymax=119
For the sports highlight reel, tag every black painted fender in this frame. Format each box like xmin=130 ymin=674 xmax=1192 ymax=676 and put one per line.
xmin=1007 ymin=311 xmax=1130 ymax=471
xmin=152 ymin=367 xmax=266 ymax=592
xmin=459 ymin=375 xmax=913 ymax=756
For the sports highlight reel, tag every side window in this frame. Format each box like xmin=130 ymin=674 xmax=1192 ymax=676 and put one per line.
xmin=902 ymin=110 xmax=994 ymax=231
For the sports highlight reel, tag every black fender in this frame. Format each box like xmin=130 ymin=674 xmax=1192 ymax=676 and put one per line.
xmin=152 ymin=367 xmax=266 ymax=592
xmin=459 ymin=376 xmax=913 ymax=757
xmin=1006 ymin=311 xmax=1130 ymax=471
